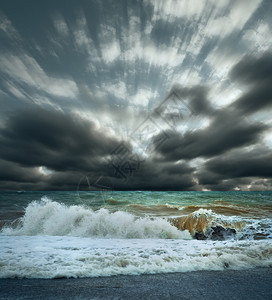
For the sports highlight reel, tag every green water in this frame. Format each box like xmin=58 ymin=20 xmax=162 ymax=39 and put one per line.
xmin=1 ymin=191 xmax=271 ymax=213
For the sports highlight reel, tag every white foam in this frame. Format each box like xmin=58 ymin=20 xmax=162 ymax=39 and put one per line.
xmin=190 ymin=208 xmax=272 ymax=239
xmin=0 ymin=236 xmax=271 ymax=278
xmin=1 ymin=198 xmax=191 ymax=239
xmin=165 ymin=203 xmax=185 ymax=210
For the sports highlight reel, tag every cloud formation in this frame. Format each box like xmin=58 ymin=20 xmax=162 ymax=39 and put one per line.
xmin=231 ymin=52 xmax=272 ymax=113
xmin=0 ymin=0 xmax=272 ymax=191
xmin=153 ymin=107 xmax=267 ymax=161
xmin=0 ymin=109 xmax=127 ymax=172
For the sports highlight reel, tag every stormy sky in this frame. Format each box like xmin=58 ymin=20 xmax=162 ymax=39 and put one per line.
xmin=0 ymin=0 xmax=272 ymax=191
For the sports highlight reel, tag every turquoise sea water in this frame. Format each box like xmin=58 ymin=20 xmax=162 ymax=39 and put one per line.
xmin=1 ymin=190 xmax=272 ymax=213
xmin=0 ymin=191 xmax=272 ymax=278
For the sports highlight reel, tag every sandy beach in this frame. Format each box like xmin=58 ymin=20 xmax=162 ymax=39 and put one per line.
xmin=1 ymin=268 xmax=272 ymax=300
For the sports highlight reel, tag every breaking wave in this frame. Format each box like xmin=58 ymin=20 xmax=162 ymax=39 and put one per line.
xmin=1 ymin=197 xmax=271 ymax=241
xmin=1 ymin=196 xmax=272 ymax=279
xmin=0 ymin=197 xmax=191 ymax=239
xmin=171 ymin=208 xmax=272 ymax=240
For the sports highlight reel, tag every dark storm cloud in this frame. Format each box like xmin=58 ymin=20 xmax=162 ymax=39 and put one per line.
xmin=199 ymin=146 xmax=272 ymax=180
xmin=45 ymin=156 xmax=196 ymax=191
xmin=152 ymin=108 xmax=267 ymax=161
xmin=174 ymin=85 xmax=215 ymax=115
xmin=0 ymin=1 xmax=272 ymax=191
xmin=149 ymin=52 xmax=272 ymax=189
xmin=45 ymin=170 xmax=92 ymax=191
xmin=0 ymin=108 xmax=198 ymax=191
xmin=231 ymin=52 xmax=272 ymax=84
xmin=201 ymin=178 xmax=253 ymax=192
xmin=151 ymin=84 xmax=215 ymax=136
xmin=230 ymin=52 xmax=272 ymax=113
xmin=110 ymin=159 xmax=196 ymax=191
xmin=151 ymin=53 xmax=272 ymax=163
xmin=0 ymin=108 xmax=130 ymax=172
xmin=156 ymin=84 xmax=215 ymax=117
xmin=195 ymin=145 xmax=272 ymax=191
xmin=0 ymin=159 xmax=43 ymax=183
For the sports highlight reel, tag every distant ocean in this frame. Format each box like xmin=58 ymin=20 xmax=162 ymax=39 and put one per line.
xmin=0 ymin=191 xmax=272 ymax=278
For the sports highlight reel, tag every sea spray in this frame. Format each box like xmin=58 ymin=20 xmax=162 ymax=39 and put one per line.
xmin=171 ymin=208 xmax=246 ymax=237
xmin=1 ymin=198 xmax=191 ymax=239
xmin=0 ymin=191 xmax=272 ymax=279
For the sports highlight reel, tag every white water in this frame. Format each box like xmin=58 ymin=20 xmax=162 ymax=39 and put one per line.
xmin=2 ymin=198 xmax=272 ymax=240
xmin=1 ymin=236 xmax=272 ymax=278
xmin=1 ymin=198 xmax=272 ymax=279
xmin=1 ymin=198 xmax=191 ymax=239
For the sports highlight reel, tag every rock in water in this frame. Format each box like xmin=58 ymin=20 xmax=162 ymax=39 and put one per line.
xmin=210 ymin=226 xmax=236 ymax=241
xmin=193 ymin=226 xmax=236 ymax=240
xmin=193 ymin=231 xmax=208 ymax=240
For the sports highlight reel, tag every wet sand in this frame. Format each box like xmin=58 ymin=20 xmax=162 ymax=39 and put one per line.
xmin=1 ymin=268 xmax=272 ymax=299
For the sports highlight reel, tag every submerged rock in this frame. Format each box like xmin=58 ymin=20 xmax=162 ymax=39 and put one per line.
xmin=193 ymin=231 xmax=208 ymax=240
xmin=253 ymin=232 xmax=269 ymax=240
xmin=170 ymin=213 xmax=237 ymax=241
xmin=210 ymin=226 xmax=236 ymax=241
xmin=193 ymin=226 xmax=236 ymax=240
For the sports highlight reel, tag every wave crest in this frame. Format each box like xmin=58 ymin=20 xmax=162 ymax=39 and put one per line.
xmin=171 ymin=208 xmax=246 ymax=236
xmin=1 ymin=197 xmax=191 ymax=239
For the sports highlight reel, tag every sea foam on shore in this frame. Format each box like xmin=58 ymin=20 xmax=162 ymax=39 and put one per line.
xmin=1 ymin=235 xmax=272 ymax=278
xmin=1 ymin=194 xmax=272 ymax=279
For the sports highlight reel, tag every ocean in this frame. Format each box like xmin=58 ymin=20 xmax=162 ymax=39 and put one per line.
xmin=0 ymin=191 xmax=272 ymax=278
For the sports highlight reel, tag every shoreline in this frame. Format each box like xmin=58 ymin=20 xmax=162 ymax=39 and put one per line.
xmin=1 ymin=268 xmax=272 ymax=299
